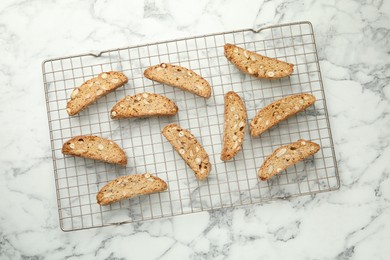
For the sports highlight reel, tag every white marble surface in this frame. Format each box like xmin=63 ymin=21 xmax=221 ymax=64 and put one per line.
xmin=1 ymin=0 xmax=390 ymax=259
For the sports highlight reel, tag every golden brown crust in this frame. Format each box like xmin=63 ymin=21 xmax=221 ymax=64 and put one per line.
xmin=224 ymin=43 xmax=294 ymax=79
xmin=110 ymin=92 xmax=178 ymax=119
xmin=62 ymin=135 xmax=127 ymax=166
xmin=258 ymin=139 xmax=320 ymax=181
xmin=162 ymin=124 xmax=211 ymax=180
xmin=250 ymin=93 xmax=316 ymax=137
xmin=221 ymin=91 xmax=247 ymax=161
xmin=96 ymin=173 xmax=168 ymax=205
xmin=66 ymin=71 xmax=128 ymax=116
xmin=144 ymin=63 xmax=211 ymax=98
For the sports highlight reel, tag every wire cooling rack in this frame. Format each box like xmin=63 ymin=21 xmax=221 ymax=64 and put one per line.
xmin=42 ymin=21 xmax=339 ymax=231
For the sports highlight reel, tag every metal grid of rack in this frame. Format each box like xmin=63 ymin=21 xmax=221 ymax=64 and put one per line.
xmin=42 ymin=21 xmax=339 ymax=231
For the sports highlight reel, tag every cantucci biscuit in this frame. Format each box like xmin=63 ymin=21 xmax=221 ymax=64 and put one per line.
xmin=110 ymin=92 xmax=178 ymax=119
xmin=66 ymin=71 xmax=128 ymax=116
xmin=162 ymin=124 xmax=211 ymax=180
xmin=62 ymin=135 xmax=127 ymax=166
xmin=221 ymin=91 xmax=247 ymax=161
xmin=224 ymin=43 xmax=294 ymax=79
xmin=258 ymin=139 xmax=320 ymax=181
xmin=250 ymin=93 xmax=316 ymax=137
xmin=144 ymin=63 xmax=211 ymax=98
xmin=96 ymin=173 xmax=168 ymax=205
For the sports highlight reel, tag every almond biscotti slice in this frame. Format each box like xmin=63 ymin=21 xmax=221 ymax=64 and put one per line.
xmin=258 ymin=139 xmax=320 ymax=181
xmin=224 ymin=43 xmax=294 ymax=79
xmin=66 ymin=71 xmax=128 ymax=116
xmin=62 ymin=135 xmax=127 ymax=166
xmin=96 ymin=173 xmax=168 ymax=205
xmin=250 ymin=93 xmax=316 ymax=137
xmin=144 ymin=63 xmax=211 ymax=98
xmin=162 ymin=124 xmax=211 ymax=180
xmin=110 ymin=92 xmax=178 ymax=119
xmin=221 ymin=91 xmax=247 ymax=161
